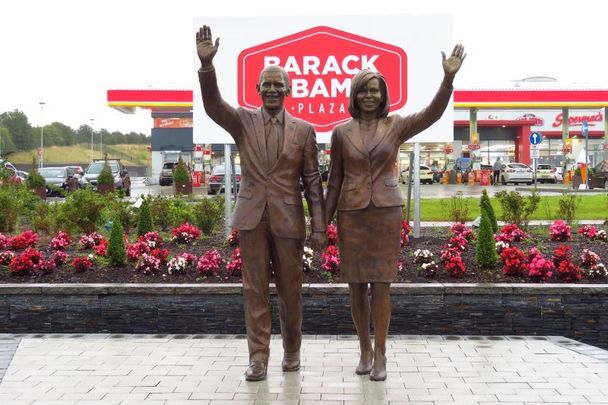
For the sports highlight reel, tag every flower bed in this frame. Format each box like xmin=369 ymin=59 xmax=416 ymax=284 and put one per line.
xmin=1 ymin=221 xmax=607 ymax=285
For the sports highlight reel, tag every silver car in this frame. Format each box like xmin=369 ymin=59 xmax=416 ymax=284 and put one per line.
xmin=38 ymin=167 xmax=70 ymax=195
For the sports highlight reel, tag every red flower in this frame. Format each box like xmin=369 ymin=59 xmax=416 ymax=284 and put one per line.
xmin=553 ymin=245 xmax=572 ymax=267
xmin=71 ymin=256 xmax=94 ymax=273
xmin=94 ymin=239 xmax=108 ymax=257
xmin=226 ymin=229 xmax=240 ymax=247
xmin=557 ymin=260 xmax=582 ymax=282
xmin=440 ymin=248 xmax=465 ymax=278
xmin=151 ymin=248 xmax=169 ymax=265
xmin=171 ymin=223 xmax=202 ymax=244
xmin=450 ymin=223 xmax=474 ymax=241
xmin=321 ymin=245 xmax=340 ymax=273
xmin=51 ymin=251 xmax=69 ymax=267
xmin=225 ymin=248 xmax=242 ymax=275
xmin=326 ymin=224 xmax=338 ymax=246
xmin=500 ymin=247 xmax=527 ymax=277
xmin=9 ymin=230 xmax=39 ymax=250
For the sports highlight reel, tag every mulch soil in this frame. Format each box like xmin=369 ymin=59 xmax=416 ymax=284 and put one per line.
xmin=1 ymin=225 xmax=607 ymax=284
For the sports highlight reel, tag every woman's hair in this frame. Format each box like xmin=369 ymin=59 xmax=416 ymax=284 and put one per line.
xmin=348 ymin=69 xmax=390 ymax=119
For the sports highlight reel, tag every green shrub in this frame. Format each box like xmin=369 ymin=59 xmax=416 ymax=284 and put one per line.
xmin=25 ymin=157 xmax=45 ymax=189
xmin=97 ymin=156 xmax=114 ymax=186
xmin=103 ymin=199 xmax=136 ymax=235
xmin=173 ymin=156 xmax=190 ymax=183
xmin=0 ymin=187 xmax=21 ymax=232
xmin=475 ymin=204 xmax=498 ymax=268
xmin=193 ymin=198 xmax=223 ymax=234
xmin=137 ymin=198 xmax=154 ymax=236
xmin=480 ymin=189 xmax=498 ymax=233
xmin=107 ymin=219 xmax=126 ymax=266
xmin=494 ymin=189 xmax=539 ymax=229
xmin=149 ymin=195 xmax=175 ymax=230
xmin=557 ymin=191 xmax=581 ymax=225
xmin=170 ymin=198 xmax=194 ymax=225
xmin=56 ymin=188 xmax=108 ymax=233
xmin=440 ymin=191 xmax=470 ymax=223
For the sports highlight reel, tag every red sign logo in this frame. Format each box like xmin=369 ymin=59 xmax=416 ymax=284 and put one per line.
xmin=238 ymin=26 xmax=408 ymax=132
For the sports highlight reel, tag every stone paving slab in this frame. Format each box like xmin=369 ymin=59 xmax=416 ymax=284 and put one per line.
xmin=0 ymin=334 xmax=607 ymax=404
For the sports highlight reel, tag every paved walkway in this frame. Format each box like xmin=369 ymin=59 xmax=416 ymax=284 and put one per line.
xmin=0 ymin=334 xmax=607 ymax=405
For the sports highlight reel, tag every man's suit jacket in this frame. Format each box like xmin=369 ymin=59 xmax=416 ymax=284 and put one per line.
xmin=199 ymin=69 xmax=325 ymax=239
xmin=326 ymin=82 xmax=453 ymax=222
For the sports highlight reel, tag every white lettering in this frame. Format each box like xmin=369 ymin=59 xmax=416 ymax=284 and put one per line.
xmin=297 ymin=103 xmax=304 ymax=113
xmin=291 ymin=79 xmax=309 ymax=98
xmin=302 ymin=56 xmax=320 ymax=75
xmin=283 ymin=56 xmax=302 ymax=75
xmin=264 ymin=56 xmax=280 ymax=67
xmin=339 ymin=104 xmax=346 ymax=113
xmin=361 ymin=55 xmax=379 ymax=70
xmin=342 ymin=55 xmax=359 ymax=74
xmin=321 ymin=55 xmax=341 ymax=75
xmin=309 ymin=79 xmax=330 ymax=97
xmin=330 ymin=78 xmax=350 ymax=97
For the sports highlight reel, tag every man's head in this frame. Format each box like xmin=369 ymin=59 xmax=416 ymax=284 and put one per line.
xmin=256 ymin=65 xmax=290 ymax=115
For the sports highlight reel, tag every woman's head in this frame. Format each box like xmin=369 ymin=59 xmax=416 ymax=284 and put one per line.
xmin=348 ymin=69 xmax=390 ymax=119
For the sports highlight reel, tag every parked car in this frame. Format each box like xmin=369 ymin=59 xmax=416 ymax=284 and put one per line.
xmin=64 ymin=165 xmax=86 ymax=188
xmin=589 ymin=160 xmax=608 ymax=189
xmin=535 ymin=164 xmax=561 ymax=184
xmin=38 ymin=167 xmax=70 ymax=196
xmin=83 ymin=159 xmax=131 ymax=196
xmin=207 ymin=164 xmax=242 ymax=194
xmin=159 ymin=162 xmax=177 ymax=186
xmin=499 ymin=163 xmax=533 ymax=185
xmin=400 ymin=165 xmax=434 ymax=184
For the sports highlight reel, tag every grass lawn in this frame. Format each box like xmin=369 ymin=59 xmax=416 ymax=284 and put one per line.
xmin=9 ymin=143 xmax=150 ymax=167
xmin=406 ymin=194 xmax=608 ymax=221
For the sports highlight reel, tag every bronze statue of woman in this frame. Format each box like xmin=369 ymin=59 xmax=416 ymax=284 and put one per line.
xmin=325 ymin=44 xmax=465 ymax=381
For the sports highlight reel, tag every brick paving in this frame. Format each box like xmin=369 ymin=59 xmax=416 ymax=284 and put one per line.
xmin=0 ymin=334 xmax=607 ymax=404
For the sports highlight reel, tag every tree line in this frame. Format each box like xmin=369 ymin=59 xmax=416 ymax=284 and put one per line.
xmin=0 ymin=109 xmax=150 ymax=157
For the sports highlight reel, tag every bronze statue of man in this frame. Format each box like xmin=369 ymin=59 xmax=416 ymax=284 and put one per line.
xmin=196 ymin=25 xmax=327 ymax=381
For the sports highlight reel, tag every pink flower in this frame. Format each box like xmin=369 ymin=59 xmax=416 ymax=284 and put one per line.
xmin=78 ymin=232 xmax=104 ymax=249
xmin=51 ymin=251 xmax=69 ymax=267
xmin=440 ymin=248 xmax=465 ymax=278
xmin=225 ymin=248 xmax=242 ymax=275
xmin=94 ymin=239 xmax=108 ymax=257
xmin=135 ymin=253 xmax=161 ymax=274
xmin=138 ymin=231 xmax=163 ymax=248
xmin=50 ymin=231 xmax=72 ymax=251
xmin=196 ymin=249 xmax=223 ymax=275
xmin=127 ymin=241 xmax=150 ymax=262
xmin=549 ymin=220 xmax=571 ymax=242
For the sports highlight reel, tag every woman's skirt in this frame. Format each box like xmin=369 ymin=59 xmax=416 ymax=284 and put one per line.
xmin=337 ymin=204 xmax=402 ymax=283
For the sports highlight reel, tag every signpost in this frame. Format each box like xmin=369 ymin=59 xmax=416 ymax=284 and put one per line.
xmin=529 ymin=131 xmax=543 ymax=184
xmin=582 ymin=120 xmax=589 ymax=189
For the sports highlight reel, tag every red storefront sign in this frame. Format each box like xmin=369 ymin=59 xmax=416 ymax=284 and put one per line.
xmin=237 ymin=26 xmax=408 ymax=132
xmin=153 ymin=118 xmax=193 ymax=129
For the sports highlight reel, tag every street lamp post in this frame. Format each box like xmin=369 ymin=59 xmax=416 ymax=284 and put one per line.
xmin=90 ymin=118 xmax=95 ymax=160
xmin=39 ymin=102 xmax=45 ymax=168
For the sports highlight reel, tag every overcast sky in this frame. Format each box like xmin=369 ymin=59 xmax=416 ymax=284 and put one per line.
xmin=1 ymin=0 xmax=606 ymax=136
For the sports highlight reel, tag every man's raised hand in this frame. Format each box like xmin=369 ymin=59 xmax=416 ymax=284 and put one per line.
xmin=196 ymin=25 xmax=220 ymax=68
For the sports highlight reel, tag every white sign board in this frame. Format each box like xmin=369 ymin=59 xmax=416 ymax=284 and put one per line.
xmin=530 ymin=144 xmax=540 ymax=159
xmin=193 ymin=14 xmax=453 ymax=144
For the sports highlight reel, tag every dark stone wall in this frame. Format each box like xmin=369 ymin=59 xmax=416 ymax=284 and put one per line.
xmin=1 ymin=284 xmax=607 ymax=349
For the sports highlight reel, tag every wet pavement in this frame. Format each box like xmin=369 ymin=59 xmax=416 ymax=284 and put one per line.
xmin=0 ymin=334 xmax=607 ymax=404
xmin=129 ymin=178 xmax=603 ymax=200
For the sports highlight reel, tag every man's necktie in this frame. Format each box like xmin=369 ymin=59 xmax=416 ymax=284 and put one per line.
xmin=266 ymin=116 xmax=279 ymax=168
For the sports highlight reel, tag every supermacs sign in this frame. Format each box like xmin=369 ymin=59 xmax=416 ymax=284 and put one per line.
xmin=237 ymin=26 xmax=408 ymax=132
